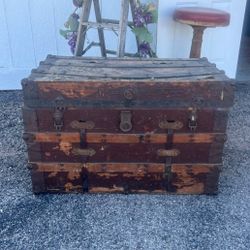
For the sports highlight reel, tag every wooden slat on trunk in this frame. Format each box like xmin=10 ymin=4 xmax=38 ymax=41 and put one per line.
xmin=27 ymin=141 xmax=225 ymax=164
xmin=25 ymin=108 xmax=229 ymax=133
xmin=26 ymin=132 xmax=226 ymax=144
xmin=23 ymin=81 xmax=234 ymax=109
xmin=30 ymin=162 xmax=220 ymax=194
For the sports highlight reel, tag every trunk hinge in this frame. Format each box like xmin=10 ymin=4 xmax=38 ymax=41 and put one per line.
xmin=53 ymin=97 xmax=66 ymax=131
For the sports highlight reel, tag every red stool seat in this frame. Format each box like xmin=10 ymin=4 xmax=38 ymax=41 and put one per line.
xmin=174 ymin=7 xmax=230 ymax=27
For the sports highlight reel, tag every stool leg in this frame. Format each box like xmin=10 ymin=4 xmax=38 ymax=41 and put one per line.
xmin=190 ymin=26 xmax=206 ymax=58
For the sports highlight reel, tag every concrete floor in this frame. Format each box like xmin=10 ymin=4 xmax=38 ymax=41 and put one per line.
xmin=0 ymin=86 xmax=250 ymax=250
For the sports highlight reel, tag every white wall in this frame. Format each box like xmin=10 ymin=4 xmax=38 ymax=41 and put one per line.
xmin=0 ymin=0 xmax=246 ymax=90
xmin=0 ymin=0 xmax=71 ymax=89
xmin=0 ymin=0 xmax=157 ymax=90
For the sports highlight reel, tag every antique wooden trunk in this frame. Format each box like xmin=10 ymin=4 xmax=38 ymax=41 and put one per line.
xmin=22 ymin=55 xmax=234 ymax=194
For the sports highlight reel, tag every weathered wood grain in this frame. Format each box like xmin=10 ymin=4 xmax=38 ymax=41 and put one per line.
xmin=25 ymin=56 xmax=232 ymax=82
xmin=45 ymin=54 xmax=210 ymax=62
xmin=27 ymin=73 xmax=229 ymax=83
xmin=27 ymin=142 xmax=225 ymax=163
xmin=170 ymin=164 xmax=220 ymax=194
xmin=31 ymin=64 xmax=223 ymax=79
xmin=29 ymin=162 xmax=220 ymax=194
xmin=42 ymin=56 xmax=212 ymax=68
xmin=74 ymin=0 xmax=92 ymax=56
xmin=26 ymin=132 xmax=226 ymax=144
xmin=93 ymin=0 xmax=106 ymax=57
xmin=23 ymin=81 xmax=234 ymax=109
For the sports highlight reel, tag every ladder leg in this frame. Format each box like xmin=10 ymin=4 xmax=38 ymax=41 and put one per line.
xmin=93 ymin=0 xmax=107 ymax=57
xmin=117 ymin=0 xmax=130 ymax=57
xmin=75 ymin=0 xmax=93 ymax=56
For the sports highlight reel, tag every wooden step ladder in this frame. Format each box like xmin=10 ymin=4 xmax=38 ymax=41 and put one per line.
xmin=74 ymin=0 xmax=139 ymax=57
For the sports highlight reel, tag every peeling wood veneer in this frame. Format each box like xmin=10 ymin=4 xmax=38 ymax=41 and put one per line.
xmin=28 ymin=162 xmax=221 ymax=194
xmin=59 ymin=141 xmax=73 ymax=156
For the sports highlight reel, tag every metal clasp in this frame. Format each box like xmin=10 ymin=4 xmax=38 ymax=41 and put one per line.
xmin=159 ymin=120 xmax=183 ymax=130
xmin=157 ymin=149 xmax=180 ymax=157
xmin=124 ymin=88 xmax=136 ymax=101
xmin=188 ymin=109 xmax=198 ymax=132
xmin=120 ymin=111 xmax=132 ymax=133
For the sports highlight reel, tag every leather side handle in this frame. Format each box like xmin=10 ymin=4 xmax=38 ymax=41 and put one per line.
xmin=157 ymin=149 xmax=180 ymax=157
xmin=72 ymin=148 xmax=96 ymax=157
xmin=159 ymin=121 xmax=183 ymax=130
xmin=70 ymin=120 xmax=95 ymax=130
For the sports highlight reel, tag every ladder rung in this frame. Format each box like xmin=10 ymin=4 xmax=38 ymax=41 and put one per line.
xmin=105 ymin=49 xmax=137 ymax=57
xmin=83 ymin=43 xmax=137 ymax=57
xmin=81 ymin=21 xmax=120 ymax=30
xmin=102 ymin=18 xmax=134 ymax=26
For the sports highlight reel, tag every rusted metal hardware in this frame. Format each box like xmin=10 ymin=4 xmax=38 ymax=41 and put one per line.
xmin=120 ymin=111 xmax=132 ymax=132
xmin=71 ymin=119 xmax=95 ymax=151
xmin=22 ymin=133 xmax=35 ymax=143
xmin=189 ymin=109 xmax=198 ymax=131
xmin=72 ymin=148 xmax=96 ymax=157
xmin=124 ymin=88 xmax=136 ymax=100
xmin=27 ymin=163 xmax=33 ymax=170
xmin=157 ymin=149 xmax=180 ymax=157
xmin=123 ymin=183 xmax=130 ymax=195
xmin=70 ymin=120 xmax=95 ymax=130
xmin=159 ymin=120 xmax=183 ymax=130
xmin=53 ymin=97 xmax=66 ymax=131
xmin=82 ymin=173 xmax=89 ymax=193
xmin=80 ymin=129 xmax=87 ymax=149
xmin=164 ymin=158 xmax=173 ymax=192
xmin=53 ymin=109 xmax=64 ymax=131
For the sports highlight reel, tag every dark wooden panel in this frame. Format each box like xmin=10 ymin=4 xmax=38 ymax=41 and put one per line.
xmin=30 ymin=169 xmax=46 ymax=194
xmin=29 ymin=162 xmax=220 ymax=194
xmin=22 ymin=108 xmax=39 ymax=132
xmin=27 ymin=142 xmax=224 ymax=163
xmin=213 ymin=109 xmax=229 ymax=131
xmin=27 ymin=108 xmax=229 ymax=133
xmin=22 ymin=81 xmax=234 ymax=109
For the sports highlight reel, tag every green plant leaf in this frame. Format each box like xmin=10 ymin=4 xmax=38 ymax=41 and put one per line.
xmin=147 ymin=3 xmax=156 ymax=12
xmin=67 ymin=15 xmax=79 ymax=32
xmin=64 ymin=21 xmax=70 ymax=29
xmin=132 ymin=27 xmax=153 ymax=43
xmin=59 ymin=29 xmax=71 ymax=39
xmin=151 ymin=9 xmax=158 ymax=23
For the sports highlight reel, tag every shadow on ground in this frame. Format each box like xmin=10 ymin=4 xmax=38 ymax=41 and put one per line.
xmin=0 ymin=85 xmax=249 ymax=250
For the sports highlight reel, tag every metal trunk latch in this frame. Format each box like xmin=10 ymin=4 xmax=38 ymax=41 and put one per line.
xmin=72 ymin=121 xmax=96 ymax=158
xmin=120 ymin=111 xmax=132 ymax=133
xmin=53 ymin=97 xmax=66 ymax=131
xmin=188 ymin=109 xmax=198 ymax=131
